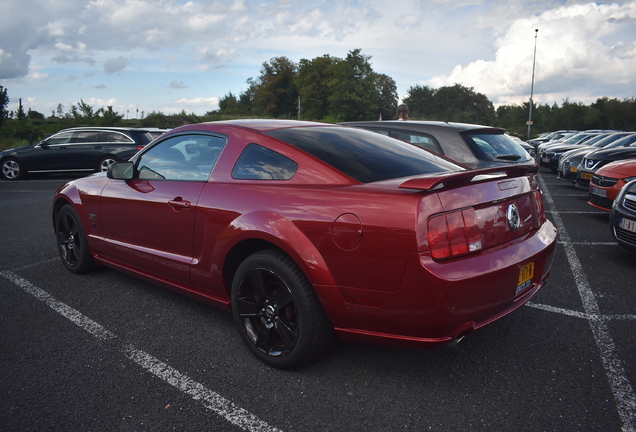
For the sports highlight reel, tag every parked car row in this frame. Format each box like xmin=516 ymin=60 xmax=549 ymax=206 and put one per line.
xmin=51 ymin=119 xmax=557 ymax=368
xmin=536 ymin=129 xmax=636 ymax=253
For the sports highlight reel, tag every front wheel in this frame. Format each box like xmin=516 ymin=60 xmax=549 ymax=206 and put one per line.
xmin=55 ymin=204 xmax=97 ymax=274
xmin=1 ymin=158 xmax=24 ymax=180
xmin=231 ymin=249 xmax=332 ymax=369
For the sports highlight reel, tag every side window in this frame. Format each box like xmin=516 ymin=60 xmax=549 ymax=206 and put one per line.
xmin=232 ymin=144 xmax=298 ymax=180
xmin=99 ymin=132 xmax=134 ymax=143
xmin=72 ymin=131 xmax=99 ymax=143
xmin=43 ymin=131 xmax=74 ymax=145
xmin=390 ymin=130 xmax=444 ymax=155
xmin=135 ymin=134 xmax=226 ymax=181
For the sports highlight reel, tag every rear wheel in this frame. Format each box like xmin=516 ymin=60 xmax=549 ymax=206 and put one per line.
xmin=1 ymin=158 xmax=24 ymax=180
xmin=231 ymin=249 xmax=332 ymax=369
xmin=55 ymin=204 xmax=96 ymax=274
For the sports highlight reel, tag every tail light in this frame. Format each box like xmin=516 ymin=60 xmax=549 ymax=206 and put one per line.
xmin=427 ymin=208 xmax=482 ymax=260
xmin=532 ymin=189 xmax=546 ymax=228
xmin=137 ymin=144 xmax=146 ymax=150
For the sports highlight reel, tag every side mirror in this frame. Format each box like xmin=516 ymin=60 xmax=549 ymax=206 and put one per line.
xmin=107 ymin=161 xmax=134 ymax=179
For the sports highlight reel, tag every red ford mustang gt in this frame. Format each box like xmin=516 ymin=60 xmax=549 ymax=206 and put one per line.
xmin=53 ymin=120 xmax=557 ymax=368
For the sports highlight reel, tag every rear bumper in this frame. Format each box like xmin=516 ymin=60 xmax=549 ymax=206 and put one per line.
xmin=316 ymin=221 xmax=558 ymax=349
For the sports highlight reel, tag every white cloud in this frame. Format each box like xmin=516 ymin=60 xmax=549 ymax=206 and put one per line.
xmin=0 ymin=0 xmax=634 ymax=115
xmin=423 ymin=2 xmax=636 ymax=105
xmin=174 ymin=96 xmax=220 ymax=110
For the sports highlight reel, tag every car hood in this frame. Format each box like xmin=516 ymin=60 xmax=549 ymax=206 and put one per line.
xmin=596 ymin=160 xmax=636 ymax=177
xmin=562 ymin=146 xmax=594 ymax=158
xmin=586 ymin=147 xmax=636 ymax=162
xmin=0 ymin=144 xmax=39 ymax=155
xmin=542 ymin=143 xmax=588 ymax=153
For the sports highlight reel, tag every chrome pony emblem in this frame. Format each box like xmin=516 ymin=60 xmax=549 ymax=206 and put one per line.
xmin=507 ymin=204 xmax=521 ymax=232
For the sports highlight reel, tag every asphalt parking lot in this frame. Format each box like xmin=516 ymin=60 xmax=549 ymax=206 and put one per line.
xmin=1 ymin=168 xmax=635 ymax=431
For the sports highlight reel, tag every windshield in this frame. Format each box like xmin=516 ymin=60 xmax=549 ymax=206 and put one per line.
xmin=461 ymin=132 xmax=531 ymax=162
xmin=266 ymin=126 xmax=465 ymax=183
xmin=592 ymin=133 xmax=634 ymax=148
xmin=583 ymin=134 xmax=610 ymax=147
xmin=605 ymin=134 xmax=636 ymax=149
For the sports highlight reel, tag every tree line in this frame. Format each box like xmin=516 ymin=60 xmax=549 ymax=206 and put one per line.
xmin=1 ymin=48 xmax=635 ymax=149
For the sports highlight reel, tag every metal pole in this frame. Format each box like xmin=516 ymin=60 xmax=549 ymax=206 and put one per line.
xmin=527 ymin=29 xmax=538 ymax=139
xmin=297 ymin=96 xmax=301 ymax=120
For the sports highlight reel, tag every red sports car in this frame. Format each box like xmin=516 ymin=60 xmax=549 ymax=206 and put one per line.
xmin=53 ymin=120 xmax=558 ymax=368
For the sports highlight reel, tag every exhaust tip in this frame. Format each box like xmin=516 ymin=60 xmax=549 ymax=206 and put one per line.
xmin=444 ymin=333 xmax=468 ymax=349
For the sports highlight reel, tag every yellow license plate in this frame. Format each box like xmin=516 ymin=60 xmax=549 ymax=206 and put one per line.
xmin=516 ymin=262 xmax=535 ymax=295
xmin=582 ymin=172 xmax=594 ymax=180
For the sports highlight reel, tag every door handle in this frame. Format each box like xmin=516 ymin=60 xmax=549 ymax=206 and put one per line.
xmin=168 ymin=199 xmax=191 ymax=209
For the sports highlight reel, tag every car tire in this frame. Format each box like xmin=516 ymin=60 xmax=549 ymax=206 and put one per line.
xmin=98 ymin=156 xmax=118 ymax=172
xmin=231 ymin=249 xmax=333 ymax=369
xmin=55 ymin=204 xmax=97 ymax=274
xmin=1 ymin=157 xmax=24 ymax=180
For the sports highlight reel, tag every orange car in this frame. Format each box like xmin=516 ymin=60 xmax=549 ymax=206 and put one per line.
xmin=588 ymin=159 xmax=636 ymax=211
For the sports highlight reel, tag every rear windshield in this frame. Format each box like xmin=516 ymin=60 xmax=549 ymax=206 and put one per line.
xmin=462 ymin=132 xmax=532 ymax=162
xmin=265 ymin=126 xmax=464 ymax=183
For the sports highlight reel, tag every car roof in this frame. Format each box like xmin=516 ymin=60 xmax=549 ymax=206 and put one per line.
xmin=341 ymin=120 xmax=504 ymax=134
xmin=59 ymin=126 xmax=151 ymax=133
xmin=199 ymin=119 xmax=330 ymax=132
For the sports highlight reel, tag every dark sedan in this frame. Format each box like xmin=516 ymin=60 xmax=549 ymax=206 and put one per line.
xmin=538 ymin=133 xmax=609 ymax=171
xmin=53 ymin=120 xmax=557 ymax=368
xmin=557 ymin=132 xmax=636 ymax=181
xmin=575 ymin=141 xmax=636 ymax=189
xmin=1 ymin=127 xmax=153 ymax=180
xmin=609 ymin=179 xmax=636 ymax=252
xmin=340 ymin=120 xmax=534 ymax=169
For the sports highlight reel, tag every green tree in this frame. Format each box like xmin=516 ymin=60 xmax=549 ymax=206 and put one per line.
xmin=296 ymin=55 xmax=338 ymax=120
xmin=70 ymin=99 xmax=97 ymax=124
xmin=96 ymin=106 xmax=124 ymax=126
xmin=0 ymin=86 xmax=9 ymax=128
xmin=141 ymin=111 xmax=169 ymax=128
xmin=251 ymin=56 xmax=298 ymax=118
xmin=403 ymin=84 xmax=435 ymax=119
xmin=16 ymin=98 xmax=26 ymax=120
xmin=219 ymin=91 xmax=240 ymax=114
xmin=329 ymin=49 xmax=378 ymax=122
xmin=432 ymin=84 xmax=494 ymax=124
xmin=375 ymin=73 xmax=398 ymax=120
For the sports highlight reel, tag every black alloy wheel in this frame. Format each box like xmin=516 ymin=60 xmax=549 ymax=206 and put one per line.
xmin=55 ymin=204 xmax=96 ymax=274
xmin=231 ymin=249 xmax=332 ymax=369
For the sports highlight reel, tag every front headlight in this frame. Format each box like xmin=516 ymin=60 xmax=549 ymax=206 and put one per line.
xmin=624 ymin=176 xmax=636 ymax=183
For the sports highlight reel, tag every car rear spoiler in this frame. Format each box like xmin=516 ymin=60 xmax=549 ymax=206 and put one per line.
xmin=399 ymin=165 xmax=538 ymax=192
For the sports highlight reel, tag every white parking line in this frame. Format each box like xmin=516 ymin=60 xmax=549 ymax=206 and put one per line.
xmin=549 ymin=193 xmax=589 ymax=196
xmin=539 ymin=174 xmax=636 ymax=431
xmin=526 ymin=302 xmax=636 ymax=321
xmin=547 ymin=211 xmax=606 ymax=214
xmin=0 ymin=270 xmax=282 ymax=432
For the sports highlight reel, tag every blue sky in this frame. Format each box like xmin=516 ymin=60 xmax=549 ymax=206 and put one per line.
xmin=1 ymin=0 xmax=635 ymax=118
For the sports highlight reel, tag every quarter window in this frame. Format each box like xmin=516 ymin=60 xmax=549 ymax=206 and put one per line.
xmin=232 ymin=144 xmax=298 ymax=180
xmin=99 ymin=132 xmax=133 ymax=143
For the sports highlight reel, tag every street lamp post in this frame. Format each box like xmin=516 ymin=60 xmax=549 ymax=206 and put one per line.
xmin=527 ymin=29 xmax=538 ymax=139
